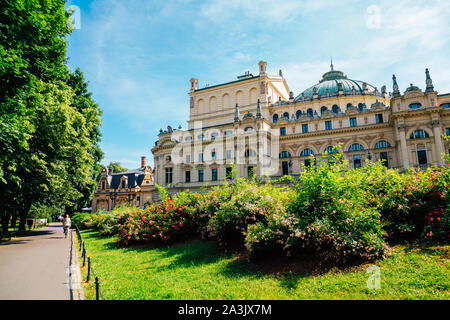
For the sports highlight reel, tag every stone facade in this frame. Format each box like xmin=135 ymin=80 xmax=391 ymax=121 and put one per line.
xmin=92 ymin=157 xmax=155 ymax=212
xmin=152 ymin=61 xmax=450 ymax=197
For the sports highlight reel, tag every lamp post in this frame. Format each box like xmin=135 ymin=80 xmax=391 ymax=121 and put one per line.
xmin=367 ymin=151 xmax=372 ymax=161
xmin=109 ymin=191 xmax=117 ymax=210
xmin=127 ymin=190 xmax=135 ymax=206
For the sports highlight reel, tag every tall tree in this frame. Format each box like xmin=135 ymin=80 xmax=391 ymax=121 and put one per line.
xmin=108 ymin=162 xmax=128 ymax=173
xmin=0 ymin=0 xmax=103 ymax=231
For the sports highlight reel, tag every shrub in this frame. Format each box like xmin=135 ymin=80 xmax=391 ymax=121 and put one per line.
xmin=71 ymin=212 xmax=93 ymax=229
xmin=246 ymin=150 xmax=388 ymax=262
xmin=207 ymin=178 xmax=292 ymax=247
xmin=116 ymin=199 xmax=195 ymax=246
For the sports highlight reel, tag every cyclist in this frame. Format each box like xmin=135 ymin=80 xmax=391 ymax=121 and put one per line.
xmin=63 ymin=214 xmax=71 ymax=238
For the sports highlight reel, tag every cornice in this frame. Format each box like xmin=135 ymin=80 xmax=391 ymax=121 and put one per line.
xmin=279 ymin=123 xmax=391 ymax=140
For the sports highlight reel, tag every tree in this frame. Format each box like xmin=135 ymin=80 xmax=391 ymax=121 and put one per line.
xmin=108 ymin=162 xmax=128 ymax=173
xmin=0 ymin=0 xmax=103 ymax=231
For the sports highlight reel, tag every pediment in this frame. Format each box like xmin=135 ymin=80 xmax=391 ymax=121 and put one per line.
xmin=404 ymin=91 xmax=423 ymax=99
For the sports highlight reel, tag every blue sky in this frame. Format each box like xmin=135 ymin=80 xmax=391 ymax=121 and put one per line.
xmin=65 ymin=0 xmax=450 ymax=169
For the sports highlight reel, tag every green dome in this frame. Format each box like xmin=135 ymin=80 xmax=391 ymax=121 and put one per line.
xmin=295 ymin=66 xmax=376 ymax=101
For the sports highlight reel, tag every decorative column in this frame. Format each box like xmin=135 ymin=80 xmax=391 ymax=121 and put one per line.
xmin=398 ymin=124 xmax=409 ymax=169
xmin=432 ymin=119 xmax=445 ymax=166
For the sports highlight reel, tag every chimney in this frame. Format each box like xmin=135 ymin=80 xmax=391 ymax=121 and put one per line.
xmin=141 ymin=156 xmax=146 ymax=168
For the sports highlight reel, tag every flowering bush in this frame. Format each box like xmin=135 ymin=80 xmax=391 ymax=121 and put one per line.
xmin=360 ymin=164 xmax=449 ymax=241
xmin=116 ymin=199 xmax=195 ymax=246
xmin=246 ymin=150 xmax=388 ymax=262
xmin=206 ymin=177 xmax=292 ymax=247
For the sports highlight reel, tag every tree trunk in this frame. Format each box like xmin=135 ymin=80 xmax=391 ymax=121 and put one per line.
xmin=18 ymin=202 xmax=32 ymax=233
xmin=10 ymin=215 xmax=17 ymax=230
xmin=1 ymin=212 xmax=10 ymax=234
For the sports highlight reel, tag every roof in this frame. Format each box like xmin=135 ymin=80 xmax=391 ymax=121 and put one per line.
xmin=107 ymin=167 xmax=152 ymax=189
xmin=194 ymin=75 xmax=260 ymax=92
xmin=295 ymin=66 xmax=377 ymax=101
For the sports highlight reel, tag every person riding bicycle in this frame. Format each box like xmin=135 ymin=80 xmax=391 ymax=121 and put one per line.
xmin=63 ymin=214 xmax=71 ymax=238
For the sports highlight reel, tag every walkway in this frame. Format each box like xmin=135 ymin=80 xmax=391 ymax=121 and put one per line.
xmin=0 ymin=223 xmax=83 ymax=300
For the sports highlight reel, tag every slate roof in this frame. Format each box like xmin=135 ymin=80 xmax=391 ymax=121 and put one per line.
xmin=109 ymin=167 xmax=148 ymax=189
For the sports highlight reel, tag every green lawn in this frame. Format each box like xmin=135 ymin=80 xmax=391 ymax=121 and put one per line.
xmin=77 ymin=230 xmax=449 ymax=300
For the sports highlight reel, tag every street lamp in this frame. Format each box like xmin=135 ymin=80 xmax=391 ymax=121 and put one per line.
xmin=109 ymin=191 xmax=117 ymax=210
xmin=127 ymin=190 xmax=135 ymax=205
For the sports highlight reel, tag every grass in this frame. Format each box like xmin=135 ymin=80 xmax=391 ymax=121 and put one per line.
xmin=77 ymin=230 xmax=449 ymax=300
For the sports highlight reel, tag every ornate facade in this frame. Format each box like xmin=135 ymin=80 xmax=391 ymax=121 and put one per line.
xmin=92 ymin=157 xmax=155 ymax=212
xmin=152 ymin=61 xmax=450 ymax=197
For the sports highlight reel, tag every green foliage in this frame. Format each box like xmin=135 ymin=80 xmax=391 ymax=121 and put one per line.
xmin=72 ymin=212 xmax=94 ymax=230
xmin=207 ymin=179 xmax=291 ymax=247
xmin=107 ymin=162 xmax=127 ymax=174
xmin=0 ymin=0 xmax=103 ymax=230
xmin=116 ymin=199 xmax=195 ymax=246
xmin=246 ymin=150 xmax=388 ymax=262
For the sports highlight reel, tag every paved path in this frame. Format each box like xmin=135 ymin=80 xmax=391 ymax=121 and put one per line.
xmin=0 ymin=223 xmax=82 ymax=300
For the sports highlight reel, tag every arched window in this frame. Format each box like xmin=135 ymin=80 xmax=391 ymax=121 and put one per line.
xmin=332 ymin=105 xmax=340 ymax=114
xmin=325 ymin=146 xmax=335 ymax=153
xmin=244 ymin=127 xmax=254 ymax=133
xmin=224 ymin=130 xmax=233 ymax=136
xmin=358 ymin=103 xmax=365 ymax=111
xmin=410 ymin=130 xmax=430 ymax=139
xmin=321 ymin=106 xmax=328 ymax=115
xmin=409 ymin=103 xmax=422 ymax=109
xmin=273 ymin=114 xmax=279 ymax=124
xmin=296 ymin=110 xmax=302 ymax=119
xmin=374 ymin=140 xmax=391 ymax=149
xmin=283 ymin=112 xmax=289 ymax=119
xmin=185 ymin=136 xmax=192 ymax=142
xmin=300 ymin=148 xmax=314 ymax=157
xmin=279 ymin=151 xmax=291 ymax=159
xmin=348 ymin=143 xmax=364 ymax=152
xmin=346 ymin=103 xmax=353 ymax=110
xmin=198 ymin=134 xmax=205 ymax=140
xmin=211 ymin=132 xmax=219 ymax=139
xmin=307 ymin=108 xmax=313 ymax=117
xmin=440 ymin=103 xmax=450 ymax=108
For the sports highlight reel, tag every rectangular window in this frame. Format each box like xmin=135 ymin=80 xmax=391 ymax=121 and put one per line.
xmin=199 ymin=153 xmax=204 ymax=162
xmin=325 ymin=121 xmax=332 ymax=130
xmin=446 ymin=128 xmax=450 ymax=136
xmin=247 ymin=166 xmax=254 ymax=178
xmin=198 ymin=170 xmax=204 ymax=182
xmin=379 ymin=152 xmax=389 ymax=168
xmin=417 ymin=150 xmax=428 ymax=165
xmin=302 ymin=124 xmax=308 ymax=133
xmin=280 ymin=127 xmax=286 ymax=136
xmin=185 ymin=170 xmax=191 ymax=183
xmin=226 ymin=167 xmax=233 ymax=179
xmin=350 ymin=117 xmax=357 ymax=127
xmin=226 ymin=150 xmax=232 ymax=159
xmin=165 ymin=168 xmax=173 ymax=184
xmin=376 ymin=114 xmax=384 ymax=124
xmin=353 ymin=155 xmax=362 ymax=169
xmin=212 ymin=168 xmax=218 ymax=181
xmin=186 ymin=155 xmax=191 ymax=163
xmin=282 ymin=161 xmax=289 ymax=175
xmin=212 ymin=151 xmax=217 ymax=161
